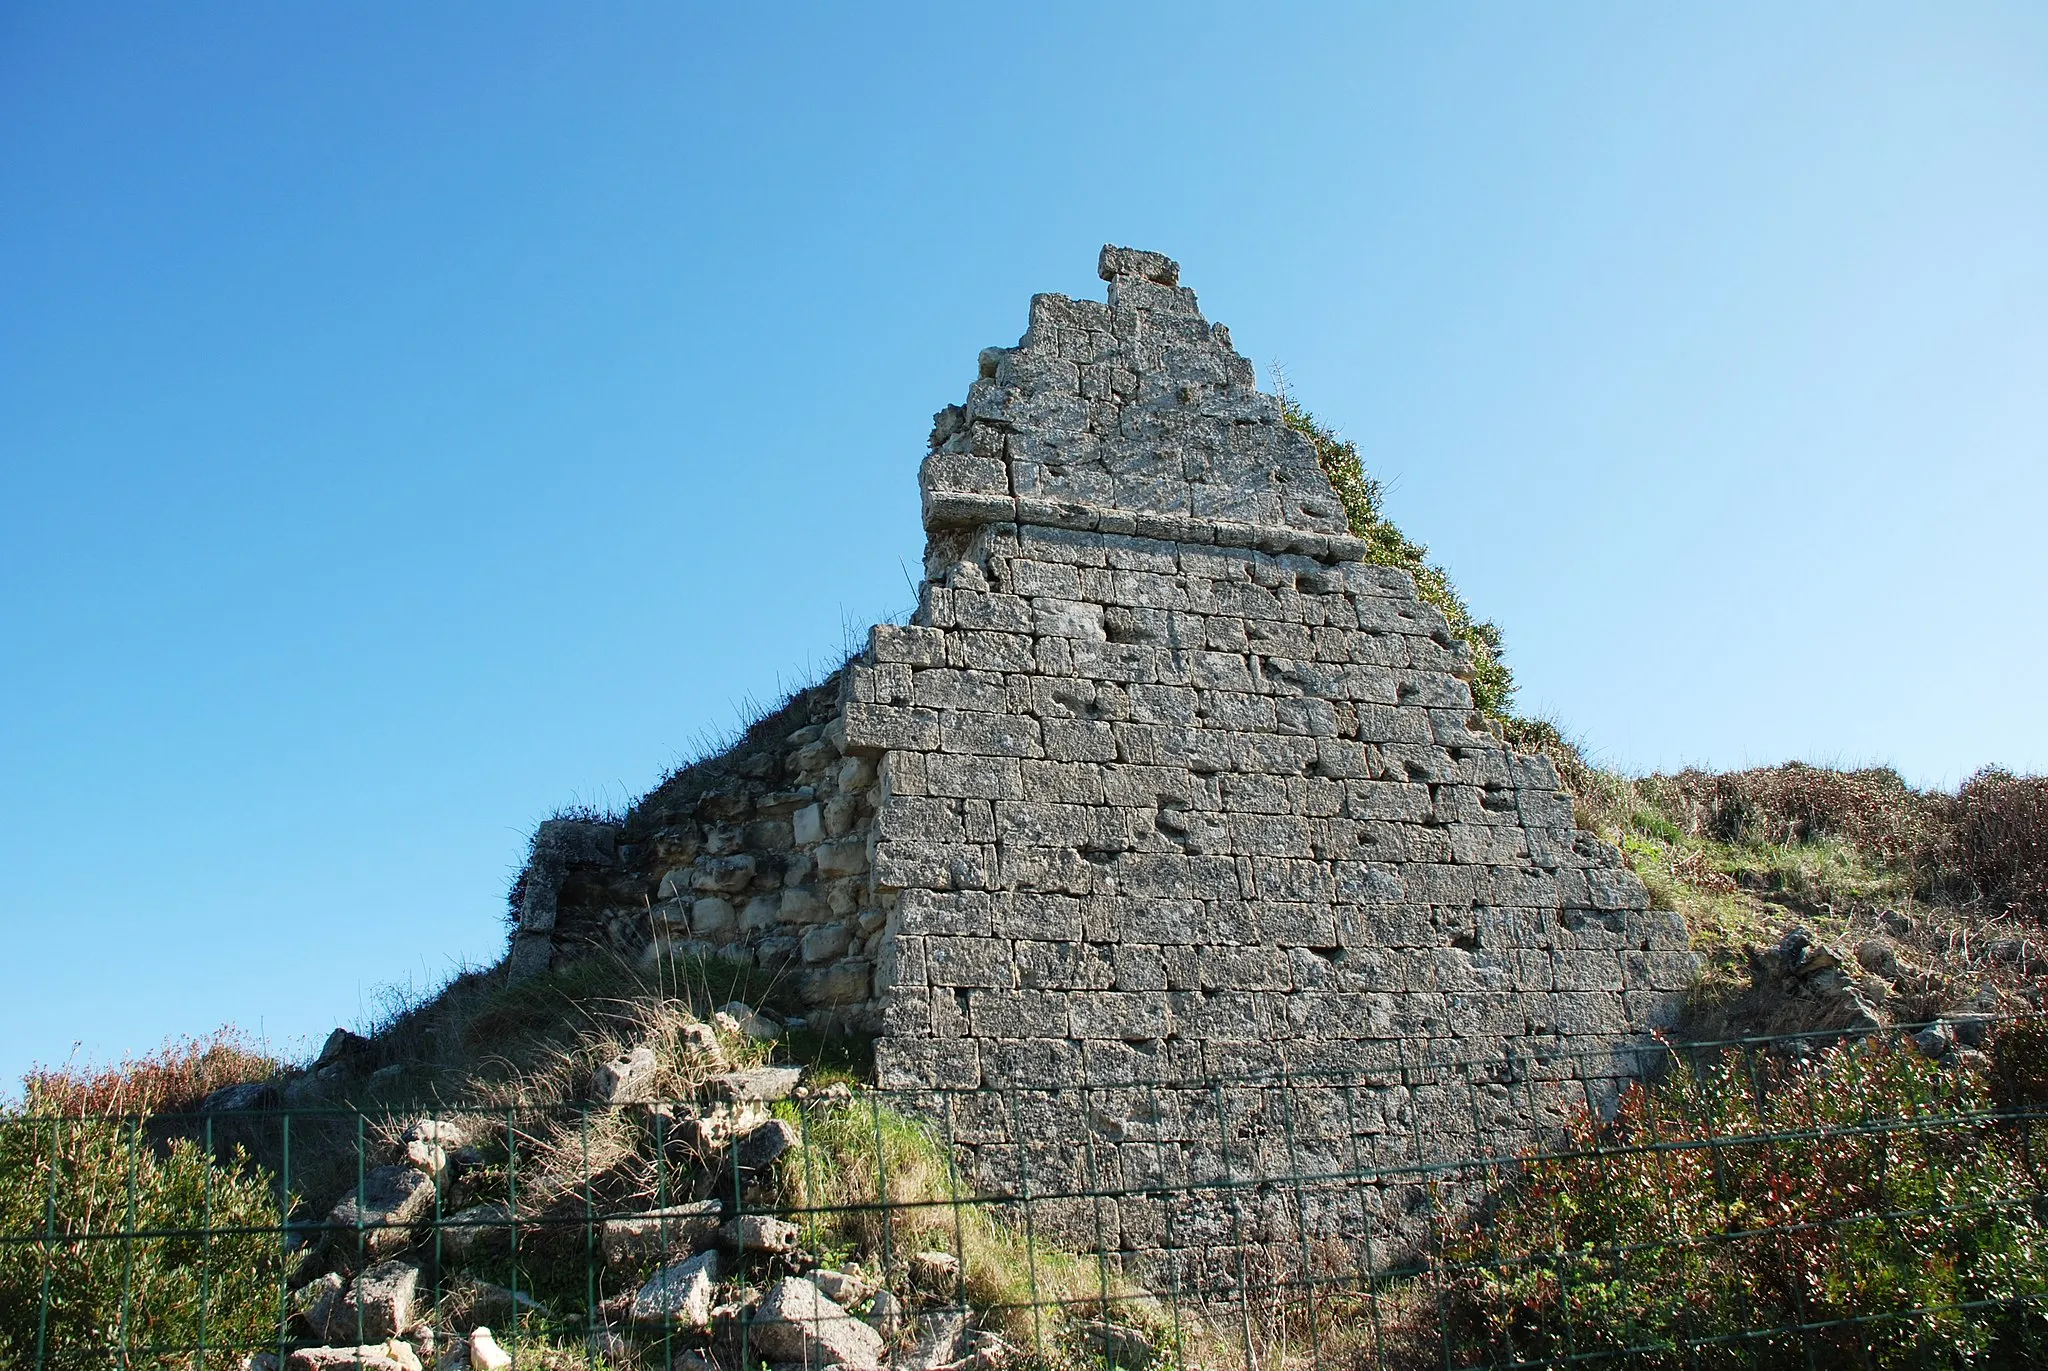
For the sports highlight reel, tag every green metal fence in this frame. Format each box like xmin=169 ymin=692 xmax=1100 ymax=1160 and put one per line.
xmin=5 ymin=1020 xmax=2047 ymax=1369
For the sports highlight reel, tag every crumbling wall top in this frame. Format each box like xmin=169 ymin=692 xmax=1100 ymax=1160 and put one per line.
xmin=922 ymin=245 xmax=1364 ymax=562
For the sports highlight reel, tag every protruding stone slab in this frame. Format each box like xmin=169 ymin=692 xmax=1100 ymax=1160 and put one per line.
xmin=710 ymin=1065 xmax=802 ymax=1101
xmin=325 ymin=1260 xmax=419 ymax=1342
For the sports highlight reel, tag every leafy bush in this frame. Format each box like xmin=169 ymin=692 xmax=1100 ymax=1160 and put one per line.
xmin=1442 ymin=1033 xmax=2048 ymax=1368
xmin=0 ymin=1103 xmax=287 ymax=1367
xmin=1282 ymin=400 xmax=1515 ymax=718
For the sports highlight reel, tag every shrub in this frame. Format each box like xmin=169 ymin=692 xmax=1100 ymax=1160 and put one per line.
xmin=0 ymin=1104 xmax=287 ymax=1367
xmin=1640 ymin=763 xmax=1943 ymax=867
xmin=20 ymin=1028 xmax=279 ymax=1118
xmin=1947 ymin=767 xmax=2048 ymax=920
xmin=1442 ymin=1034 xmax=2048 ymax=1369
xmin=1282 ymin=400 xmax=1516 ymax=718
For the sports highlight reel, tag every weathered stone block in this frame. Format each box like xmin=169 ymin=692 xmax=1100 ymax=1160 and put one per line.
xmin=327 ymin=1167 xmax=435 ymax=1256
xmin=842 ymin=702 xmax=941 ymax=753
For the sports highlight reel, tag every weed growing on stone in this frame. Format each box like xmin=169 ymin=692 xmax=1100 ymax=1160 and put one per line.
xmin=1281 ymin=399 xmax=1516 ymax=718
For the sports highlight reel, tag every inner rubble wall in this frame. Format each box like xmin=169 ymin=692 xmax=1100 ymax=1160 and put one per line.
xmin=504 ymin=679 xmax=898 ymax=1034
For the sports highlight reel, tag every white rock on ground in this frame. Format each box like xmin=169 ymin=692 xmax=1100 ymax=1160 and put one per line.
xmin=749 ymin=1277 xmax=886 ymax=1370
xmin=630 ymin=1248 xmax=721 ymax=1328
xmin=468 ymin=1327 xmax=513 ymax=1371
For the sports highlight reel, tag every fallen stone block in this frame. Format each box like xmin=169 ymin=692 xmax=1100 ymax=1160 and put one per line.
xmin=732 ymin=1117 xmax=799 ymax=1171
xmin=1074 ymin=1320 xmax=1156 ymax=1367
xmin=860 ymin=1287 xmax=903 ymax=1340
xmin=677 ymin=1020 xmax=722 ymax=1060
xmin=811 ymin=1267 xmax=874 ymax=1307
xmin=900 ymin=1307 xmax=970 ymax=1369
xmin=447 ymin=1277 xmax=550 ymax=1334
xmin=315 ymin=1029 xmax=371 ymax=1071
xmin=600 ymin=1200 xmax=722 ymax=1267
xmin=591 ymin=1045 xmax=660 ymax=1104
xmin=909 ymin=1249 xmax=962 ymax=1289
xmin=438 ymin=1202 xmax=513 ymax=1263
xmin=285 ymin=1347 xmax=407 ymax=1371
xmin=326 ymin=1259 xmax=419 ymax=1343
xmin=713 ymin=1001 xmax=782 ymax=1041
xmin=748 ymin=1276 xmax=886 ymax=1370
xmin=326 ymin=1168 xmax=435 ymax=1256
xmin=293 ymin=1272 xmax=345 ymax=1337
xmin=399 ymin=1118 xmax=467 ymax=1150
xmin=400 ymin=1140 xmax=447 ymax=1179
xmin=630 ymin=1249 xmax=721 ymax=1328
xmin=719 ymin=1213 xmax=800 ymax=1254
xmin=199 ymin=1080 xmax=280 ymax=1112
xmin=711 ymin=1065 xmax=803 ymax=1101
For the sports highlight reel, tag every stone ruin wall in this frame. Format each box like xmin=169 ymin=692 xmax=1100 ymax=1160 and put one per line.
xmin=505 ymin=246 xmax=1696 ymax=1277
xmin=504 ymin=676 xmax=896 ymax=1034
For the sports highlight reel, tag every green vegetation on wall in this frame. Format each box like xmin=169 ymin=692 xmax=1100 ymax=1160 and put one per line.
xmin=1283 ymin=399 xmax=1516 ymax=718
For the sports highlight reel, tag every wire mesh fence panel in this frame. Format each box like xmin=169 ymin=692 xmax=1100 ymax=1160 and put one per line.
xmin=4 ymin=1021 xmax=2048 ymax=1369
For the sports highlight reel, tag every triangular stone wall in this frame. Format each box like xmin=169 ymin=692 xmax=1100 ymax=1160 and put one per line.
xmin=841 ymin=247 xmax=1693 ymax=1270
xmin=508 ymin=247 xmax=1695 ymax=1282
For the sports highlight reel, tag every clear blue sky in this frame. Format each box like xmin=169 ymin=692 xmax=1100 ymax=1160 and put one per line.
xmin=4 ymin=4 xmax=2044 ymax=1088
